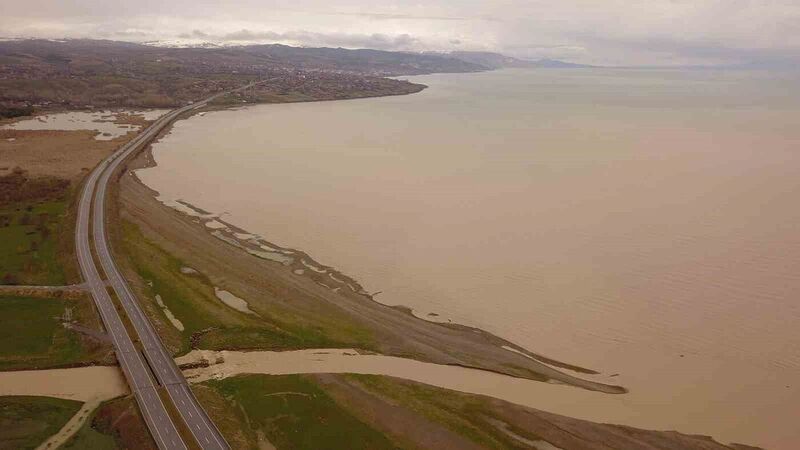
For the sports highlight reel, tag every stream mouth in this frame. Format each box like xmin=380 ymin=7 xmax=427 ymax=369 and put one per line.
xmin=176 ymin=348 xmax=619 ymax=410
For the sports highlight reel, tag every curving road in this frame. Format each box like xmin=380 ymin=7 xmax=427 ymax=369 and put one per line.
xmin=76 ymin=131 xmax=189 ymax=450
xmin=77 ymin=85 xmax=259 ymax=449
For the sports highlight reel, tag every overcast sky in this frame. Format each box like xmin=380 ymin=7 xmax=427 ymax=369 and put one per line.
xmin=1 ymin=0 xmax=799 ymax=66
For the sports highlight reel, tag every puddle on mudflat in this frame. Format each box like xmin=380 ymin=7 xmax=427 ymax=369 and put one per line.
xmin=2 ymin=110 xmax=168 ymax=140
xmin=214 ymin=287 xmax=258 ymax=315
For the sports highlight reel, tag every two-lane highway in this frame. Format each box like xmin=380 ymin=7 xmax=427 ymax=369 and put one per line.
xmin=76 ymin=83 xmax=262 ymax=449
xmin=76 ymin=134 xmax=188 ymax=450
xmin=92 ymin=102 xmax=229 ymax=450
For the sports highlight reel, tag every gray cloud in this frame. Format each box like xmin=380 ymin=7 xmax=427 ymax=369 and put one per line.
xmin=571 ymin=32 xmax=800 ymax=67
xmin=178 ymin=28 xmax=421 ymax=51
xmin=1 ymin=0 xmax=799 ymax=66
xmin=313 ymin=12 xmax=491 ymax=22
xmin=220 ymin=29 xmax=281 ymax=41
xmin=112 ymin=29 xmax=151 ymax=38
xmin=177 ymin=30 xmax=212 ymax=39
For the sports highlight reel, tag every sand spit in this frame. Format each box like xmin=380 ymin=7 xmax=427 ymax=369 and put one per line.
xmin=175 ymin=349 xmax=765 ymax=447
xmin=177 ymin=349 xmax=618 ymax=415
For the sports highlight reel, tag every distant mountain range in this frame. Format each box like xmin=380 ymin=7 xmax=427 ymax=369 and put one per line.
xmin=433 ymin=51 xmax=595 ymax=69
xmin=0 ymin=39 xmax=487 ymax=77
xmin=140 ymin=40 xmax=592 ymax=71
xmin=5 ymin=38 xmax=796 ymax=72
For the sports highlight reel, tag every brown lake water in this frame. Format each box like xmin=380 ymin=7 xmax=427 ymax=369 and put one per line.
xmin=138 ymin=68 xmax=800 ymax=449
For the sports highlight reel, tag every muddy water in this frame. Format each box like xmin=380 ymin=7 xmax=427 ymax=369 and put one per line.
xmin=0 ymin=366 xmax=127 ymax=450
xmin=214 ymin=287 xmax=258 ymax=315
xmin=139 ymin=69 xmax=800 ymax=449
xmin=0 ymin=366 xmax=127 ymax=401
xmin=2 ymin=109 xmax=168 ymax=139
xmin=178 ymin=348 xmax=614 ymax=407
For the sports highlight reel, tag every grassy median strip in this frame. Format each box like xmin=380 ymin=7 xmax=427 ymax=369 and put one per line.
xmin=0 ymin=395 xmax=82 ymax=450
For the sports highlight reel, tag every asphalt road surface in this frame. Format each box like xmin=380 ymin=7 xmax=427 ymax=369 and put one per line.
xmin=76 ymin=135 xmax=189 ymax=450
xmin=76 ymin=85 xmax=259 ymax=449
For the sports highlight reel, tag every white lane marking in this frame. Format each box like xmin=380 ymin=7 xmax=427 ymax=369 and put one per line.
xmin=83 ymin=93 xmax=245 ymax=450
xmin=135 ymin=388 xmax=173 ymax=450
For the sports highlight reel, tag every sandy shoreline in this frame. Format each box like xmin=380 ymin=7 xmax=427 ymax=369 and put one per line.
xmin=112 ymin=102 xmax=626 ymax=396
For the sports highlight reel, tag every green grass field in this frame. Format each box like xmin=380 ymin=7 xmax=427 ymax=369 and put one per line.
xmin=206 ymin=373 xmax=541 ymax=450
xmin=0 ymin=199 xmax=68 ymax=285
xmin=62 ymin=395 xmax=158 ymax=450
xmin=121 ymin=221 xmax=370 ymax=354
xmin=60 ymin=404 xmax=117 ymax=450
xmin=0 ymin=296 xmax=102 ymax=370
xmin=344 ymin=374 xmax=536 ymax=449
xmin=203 ymin=375 xmax=399 ymax=450
xmin=0 ymin=396 xmax=82 ymax=450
